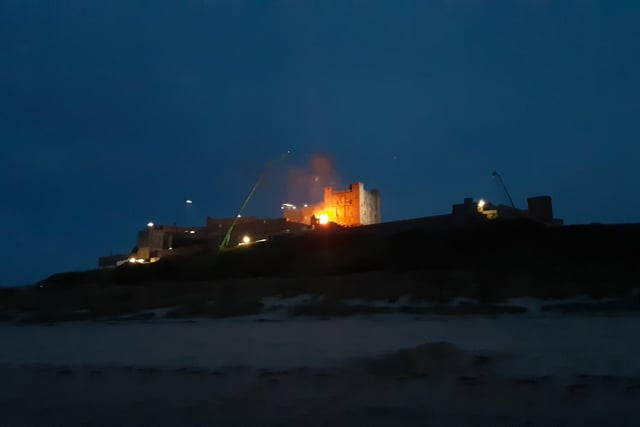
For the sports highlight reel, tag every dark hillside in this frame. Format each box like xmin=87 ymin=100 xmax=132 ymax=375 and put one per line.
xmin=2 ymin=220 xmax=639 ymax=321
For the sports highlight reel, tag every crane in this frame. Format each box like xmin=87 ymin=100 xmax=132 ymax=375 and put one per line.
xmin=491 ymin=170 xmax=515 ymax=208
xmin=219 ymin=151 xmax=290 ymax=251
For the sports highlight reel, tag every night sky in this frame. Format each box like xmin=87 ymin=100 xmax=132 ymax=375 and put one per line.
xmin=1 ymin=1 xmax=639 ymax=286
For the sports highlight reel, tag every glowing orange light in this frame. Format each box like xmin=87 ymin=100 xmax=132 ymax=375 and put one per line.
xmin=318 ymin=214 xmax=329 ymax=225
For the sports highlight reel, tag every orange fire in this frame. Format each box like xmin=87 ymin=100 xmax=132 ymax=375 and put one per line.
xmin=318 ymin=213 xmax=329 ymax=225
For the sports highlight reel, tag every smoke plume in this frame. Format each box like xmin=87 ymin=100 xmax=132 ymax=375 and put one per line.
xmin=286 ymin=153 xmax=342 ymax=204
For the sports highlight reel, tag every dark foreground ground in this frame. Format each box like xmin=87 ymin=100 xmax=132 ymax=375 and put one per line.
xmin=2 ymin=314 xmax=640 ymax=426
xmin=3 ymin=342 xmax=640 ymax=427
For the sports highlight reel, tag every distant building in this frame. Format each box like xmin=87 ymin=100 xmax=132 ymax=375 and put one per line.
xmin=98 ymin=217 xmax=307 ymax=267
xmin=527 ymin=196 xmax=555 ymax=224
xmin=135 ymin=224 xmax=207 ymax=262
xmin=451 ymin=195 xmax=563 ymax=225
xmin=283 ymin=182 xmax=381 ymax=227
xmin=98 ymin=188 xmax=564 ymax=269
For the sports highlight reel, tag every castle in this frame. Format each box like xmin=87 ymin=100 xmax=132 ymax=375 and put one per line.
xmin=98 ymin=181 xmax=562 ymax=269
xmin=282 ymin=182 xmax=381 ymax=227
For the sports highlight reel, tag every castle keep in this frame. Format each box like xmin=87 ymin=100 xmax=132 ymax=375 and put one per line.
xmin=282 ymin=182 xmax=381 ymax=227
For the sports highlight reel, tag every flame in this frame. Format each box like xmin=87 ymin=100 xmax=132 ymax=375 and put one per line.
xmin=318 ymin=213 xmax=329 ymax=225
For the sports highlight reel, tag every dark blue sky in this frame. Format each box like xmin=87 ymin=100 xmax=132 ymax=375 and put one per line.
xmin=1 ymin=1 xmax=639 ymax=286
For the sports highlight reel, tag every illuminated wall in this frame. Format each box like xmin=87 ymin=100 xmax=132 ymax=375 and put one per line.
xmin=284 ymin=182 xmax=381 ymax=227
xmin=360 ymin=187 xmax=381 ymax=225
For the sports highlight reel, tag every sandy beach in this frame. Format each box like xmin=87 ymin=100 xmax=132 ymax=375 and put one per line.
xmin=2 ymin=313 xmax=639 ymax=426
